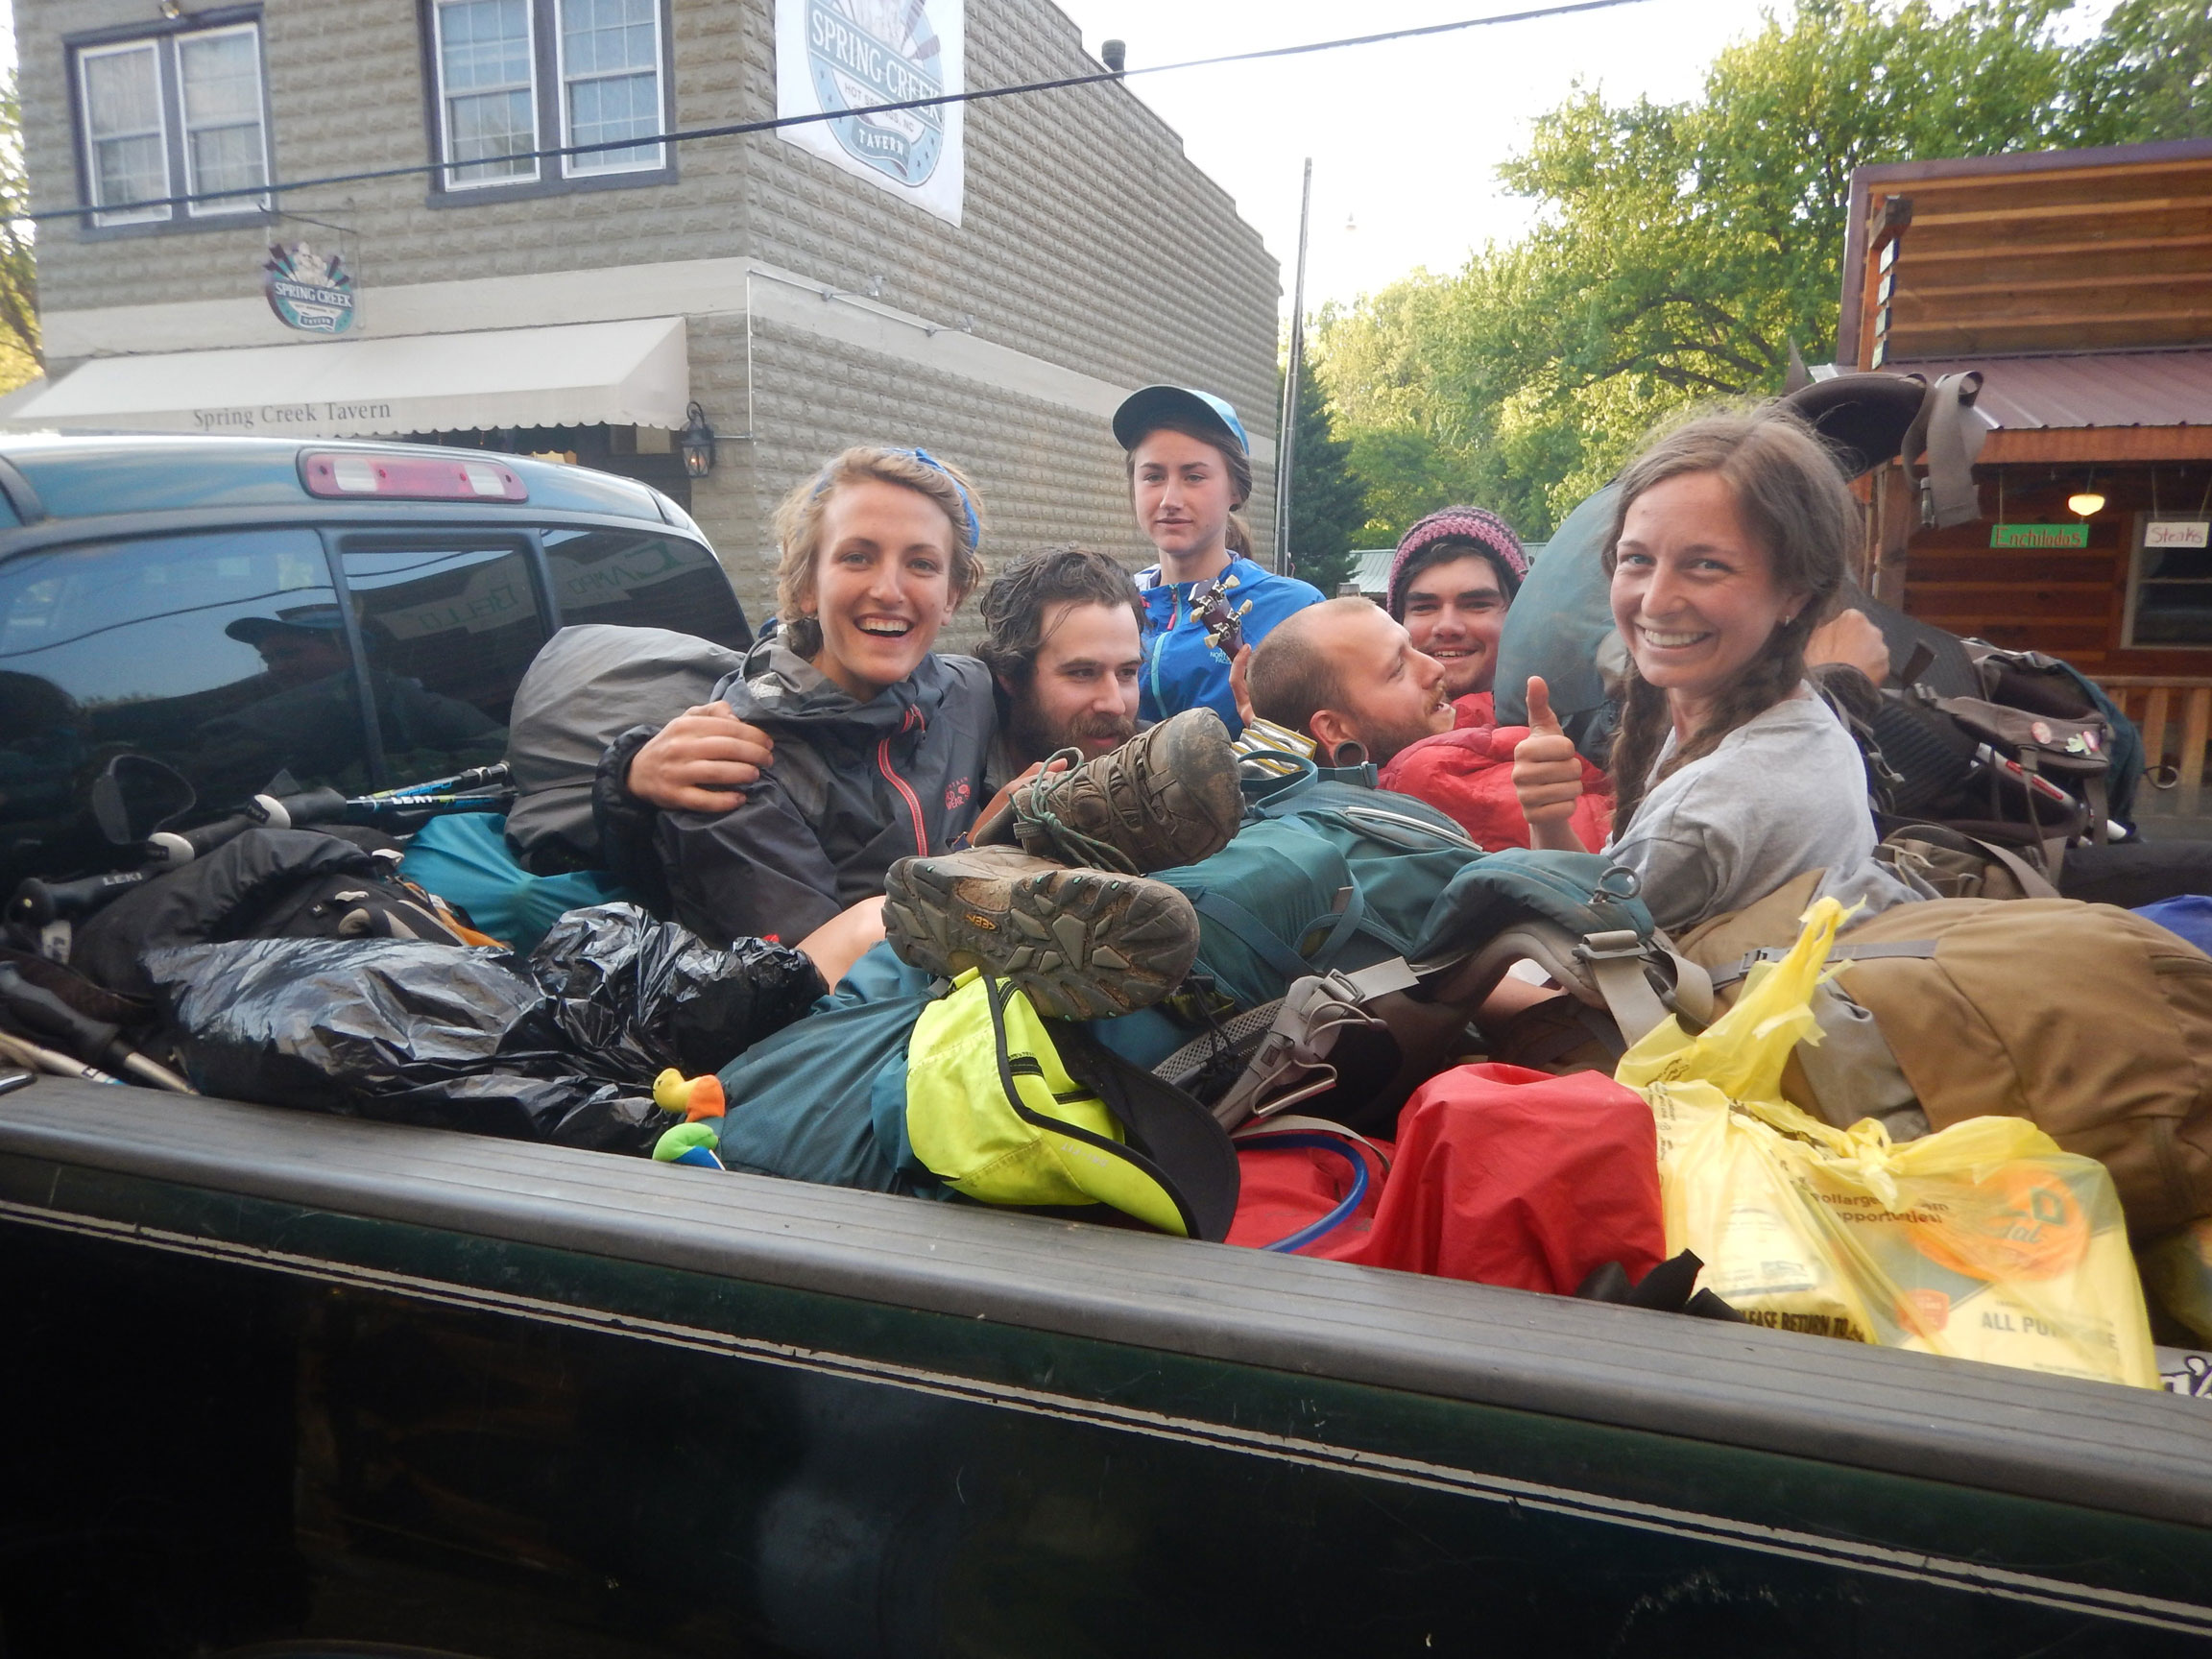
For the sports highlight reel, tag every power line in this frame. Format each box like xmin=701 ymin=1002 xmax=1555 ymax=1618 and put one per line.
xmin=25 ymin=0 xmax=1660 ymax=223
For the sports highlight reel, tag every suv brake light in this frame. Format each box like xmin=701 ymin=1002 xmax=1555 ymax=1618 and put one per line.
xmin=301 ymin=452 xmax=527 ymax=502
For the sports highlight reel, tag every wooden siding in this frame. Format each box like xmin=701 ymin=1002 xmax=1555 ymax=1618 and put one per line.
xmin=1900 ymin=465 xmax=2212 ymax=677
xmin=1859 ymin=155 xmax=2212 ymax=365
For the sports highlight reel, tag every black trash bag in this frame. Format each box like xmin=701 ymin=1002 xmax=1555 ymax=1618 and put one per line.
xmin=528 ymin=902 xmax=827 ymax=1079
xmin=147 ymin=937 xmax=666 ymax=1153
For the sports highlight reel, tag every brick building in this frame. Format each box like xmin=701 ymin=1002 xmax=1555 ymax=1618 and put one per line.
xmin=4 ymin=0 xmax=1281 ymax=637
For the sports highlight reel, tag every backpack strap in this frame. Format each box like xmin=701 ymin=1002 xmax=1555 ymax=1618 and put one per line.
xmin=1708 ymin=939 xmax=1939 ymax=993
xmin=1209 ymin=957 xmax=1422 ymax=1130
xmin=1971 ymin=833 xmax=2063 ymax=900
xmin=1575 ymin=929 xmax=1715 ymax=1045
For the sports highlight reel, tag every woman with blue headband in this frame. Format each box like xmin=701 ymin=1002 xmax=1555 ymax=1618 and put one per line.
xmin=1115 ymin=385 xmax=1324 ymax=733
xmin=604 ymin=445 xmax=996 ymax=949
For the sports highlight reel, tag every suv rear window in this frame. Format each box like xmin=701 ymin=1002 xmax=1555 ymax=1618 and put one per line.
xmin=0 ymin=529 xmax=369 ymax=883
xmin=338 ymin=541 xmax=532 ymax=788
xmin=543 ymin=528 xmax=753 ymax=647
xmin=0 ymin=518 xmax=750 ymax=882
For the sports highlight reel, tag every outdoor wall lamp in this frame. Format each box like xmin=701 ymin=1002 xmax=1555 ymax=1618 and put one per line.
xmin=678 ymin=402 xmax=716 ymax=480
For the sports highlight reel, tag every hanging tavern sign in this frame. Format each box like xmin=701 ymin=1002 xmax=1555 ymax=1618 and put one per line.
xmin=263 ymin=245 xmax=355 ymax=335
xmin=776 ymin=0 xmax=966 ymax=227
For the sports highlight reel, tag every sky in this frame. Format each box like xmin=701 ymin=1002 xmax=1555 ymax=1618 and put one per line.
xmin=1048 ymin=0 xmax=2119 ymax=315
xmin=0 ymin=2 xmax=2116 ymax=317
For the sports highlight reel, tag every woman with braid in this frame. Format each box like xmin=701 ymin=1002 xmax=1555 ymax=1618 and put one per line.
xmin=1511 ymin=405 xmax=1923 ymax=934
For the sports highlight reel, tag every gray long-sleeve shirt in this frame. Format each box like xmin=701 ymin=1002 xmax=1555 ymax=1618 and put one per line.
xmin=1608 ymin=690 xmax=1924 ymax=934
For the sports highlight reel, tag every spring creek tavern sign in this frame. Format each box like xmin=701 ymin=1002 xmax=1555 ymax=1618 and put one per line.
xmin=192 ymin=401 xmax=395 ymax=433
xmin=776 ymin=0 xmax=966 ymax=226
xmin=264 ymin=245 xmax=356 ymax=335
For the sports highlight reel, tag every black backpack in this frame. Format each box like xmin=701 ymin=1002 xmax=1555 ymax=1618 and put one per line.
xmin=1823 ymin=638 xmax=2141 ymax=870
xmin=70 ymin=827 xmax=469 ymax=999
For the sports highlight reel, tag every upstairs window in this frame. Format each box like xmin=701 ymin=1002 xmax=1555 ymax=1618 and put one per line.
xmin=560 ymin=0 xmax=665 ymax=174
xmin=177 ymin=26 xmax=272 ymax=215
xmin=72 ymin=18 xmax=271 ymax=228
xmin=426 ymin=0 xmax=670 ymax=198
xmin=434 ymin=0 xmax=539 ymax=187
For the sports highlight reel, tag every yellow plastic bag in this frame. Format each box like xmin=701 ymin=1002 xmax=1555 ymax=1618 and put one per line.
xmin=1618 ymin=898 xmax=2159 ymax=1389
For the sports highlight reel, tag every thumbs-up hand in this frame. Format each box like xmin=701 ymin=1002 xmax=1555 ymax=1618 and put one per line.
xmin=1513 ymin=676 xmax=1586 ymax=830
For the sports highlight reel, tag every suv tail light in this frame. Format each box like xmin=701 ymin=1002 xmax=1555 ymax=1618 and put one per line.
xmin=301 ymin=452 xmax=527 ymax=502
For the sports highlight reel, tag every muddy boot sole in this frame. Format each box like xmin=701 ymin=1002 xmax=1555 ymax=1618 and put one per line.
xmin=976 ymin=708 xmax=1243 ymax=872
xmin=883 ymin=859 xmax=1199 ymax=1020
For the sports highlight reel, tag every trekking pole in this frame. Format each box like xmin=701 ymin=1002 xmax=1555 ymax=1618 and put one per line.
xmin=365 ymin=763 xmax=511 ymax=800
xmin=8 ymin=868 xmax=156 ymax=931
xmin=0 ymin=963 xmax=197 ymax=1094
xmin=0 ymin=1024 xmax=125 ymax=1086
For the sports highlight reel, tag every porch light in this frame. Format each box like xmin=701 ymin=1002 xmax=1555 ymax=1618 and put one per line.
xmin=678 ymin=402 xmax=717 ymax=479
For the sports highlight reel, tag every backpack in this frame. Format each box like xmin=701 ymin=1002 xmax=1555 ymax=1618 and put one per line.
xmin=1104 ymin=766 xmax=1672 ymax=1133
xmin=1150 ymin=767 xmax=1490 ymax=1009
xmin=709 ymin=944 xmax=1239 ymax=1237
xmin=1857 ymin=639 xmax=2142 ymax=860
xmin=71 ymin=827 xmax=469 ymax=1000
xmin=1675 ymin=872 xmax=2212 ymax=1235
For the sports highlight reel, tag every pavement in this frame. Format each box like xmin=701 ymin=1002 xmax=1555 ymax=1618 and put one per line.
xmin=2136 ymin=813 xmax=2212 ymax=842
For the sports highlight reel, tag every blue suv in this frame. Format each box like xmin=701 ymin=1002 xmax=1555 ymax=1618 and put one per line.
xmin=0 ymin=435 xmax=751 ymax=889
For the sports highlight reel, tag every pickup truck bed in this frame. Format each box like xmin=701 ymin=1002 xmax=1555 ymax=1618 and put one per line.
xmin=2 ymin=1077 xmax=2208 ymax=1657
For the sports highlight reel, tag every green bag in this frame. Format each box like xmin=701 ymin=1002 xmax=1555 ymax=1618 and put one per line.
xmin=1150 ymin=773 xmax=1486 ymax=1010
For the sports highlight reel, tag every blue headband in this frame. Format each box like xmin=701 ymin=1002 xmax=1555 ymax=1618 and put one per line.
xmin=811 ymin=447 xmax=980 ymax=554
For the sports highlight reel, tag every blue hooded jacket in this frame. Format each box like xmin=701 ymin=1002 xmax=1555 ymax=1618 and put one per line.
xmin=1138 ymin=554 xmax=1323 ymax=733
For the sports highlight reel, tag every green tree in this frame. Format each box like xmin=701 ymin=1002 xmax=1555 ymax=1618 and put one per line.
xmin=1313 ymin=1 xmax=2197 ymax=539
xmin=1284 ymin=368 xmax=1368 ymax=594
xmin=2068 ymin=1 xmax=2212 ymax=141
xmin=0 ymin=73 xmax=40 ymax=393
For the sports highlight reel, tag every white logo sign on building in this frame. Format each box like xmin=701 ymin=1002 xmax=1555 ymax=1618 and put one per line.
xmin=263 ymin=244 xmax=355 ymax=334
xmin=775 ymin=0 xmax=964 ymax=227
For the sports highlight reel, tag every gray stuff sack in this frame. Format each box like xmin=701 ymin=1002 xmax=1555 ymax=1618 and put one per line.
xmin=505 ymin=624 xmax=747 ymax=869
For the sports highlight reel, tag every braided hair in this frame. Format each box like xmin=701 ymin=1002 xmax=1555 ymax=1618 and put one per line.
xmin=1603 ymin=405 xmax=1858 ymax=841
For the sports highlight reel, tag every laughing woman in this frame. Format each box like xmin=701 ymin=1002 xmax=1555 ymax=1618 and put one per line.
xmin=1511 ymin=406 xmax=1922 ymax=934
xmin=614 ymin=447 xmax=995 ymax=947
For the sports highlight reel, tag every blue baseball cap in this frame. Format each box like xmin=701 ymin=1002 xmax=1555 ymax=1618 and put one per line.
xmin=1112 ymin=385 xmax=1250 ymax=458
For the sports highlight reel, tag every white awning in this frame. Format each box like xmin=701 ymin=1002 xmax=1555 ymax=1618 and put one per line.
xmin=2 ymin=316 xmax=690 ymax=438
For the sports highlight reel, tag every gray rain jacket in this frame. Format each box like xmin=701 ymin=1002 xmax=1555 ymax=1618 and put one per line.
xmin=632 ymin=640 xmax=995 ymax=947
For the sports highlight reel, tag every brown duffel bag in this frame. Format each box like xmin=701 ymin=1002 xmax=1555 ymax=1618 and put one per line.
xmin=1673 ymin=873 xmax=2212 ymax=1235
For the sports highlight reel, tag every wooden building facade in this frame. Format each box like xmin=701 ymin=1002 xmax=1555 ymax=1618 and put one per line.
xmin=1841 ymin=140 xmax=2212 ymax=685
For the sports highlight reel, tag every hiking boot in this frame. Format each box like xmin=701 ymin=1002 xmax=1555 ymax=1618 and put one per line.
xmin=973 ymin=708 xmax=1242 ymax=874
xmin=883 ymin=845 xmax=1200 ymax=1020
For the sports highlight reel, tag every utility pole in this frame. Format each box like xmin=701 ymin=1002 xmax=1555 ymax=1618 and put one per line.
xmin=1273 ymin=156 xmax=1311 ymax=577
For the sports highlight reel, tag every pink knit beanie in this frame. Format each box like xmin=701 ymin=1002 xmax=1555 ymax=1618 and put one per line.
xmin=1387 ymin=507 xmax=1528 ymax=619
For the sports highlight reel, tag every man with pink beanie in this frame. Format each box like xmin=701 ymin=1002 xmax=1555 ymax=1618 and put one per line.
xmin=1384 ymin=506 xmax=1529 ymax=727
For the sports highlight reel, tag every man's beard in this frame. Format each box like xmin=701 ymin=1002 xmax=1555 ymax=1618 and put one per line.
xmin=1355 ymin=708 xmax=1454 ymax=769
xmin=1008 ymin=697 xmax=1138 ymax=767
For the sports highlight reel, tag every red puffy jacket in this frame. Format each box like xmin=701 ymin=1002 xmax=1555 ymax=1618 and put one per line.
xmin=1379 ymin=695 xmax=1613 ymax=853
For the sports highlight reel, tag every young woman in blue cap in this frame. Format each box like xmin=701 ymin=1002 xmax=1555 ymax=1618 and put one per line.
xmin=1114 ymin=385 xmax=1324 ymax=733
